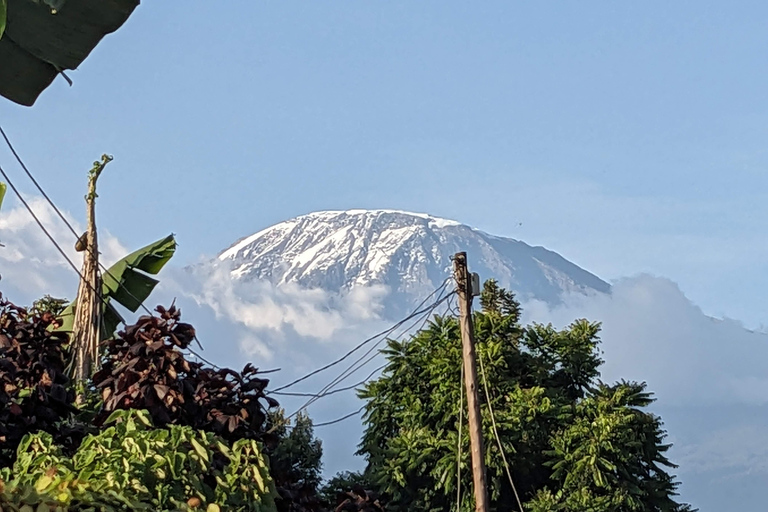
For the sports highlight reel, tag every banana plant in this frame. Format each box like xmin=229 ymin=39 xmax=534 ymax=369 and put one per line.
xmin=58 ymin=234 xmax=177 ymax=338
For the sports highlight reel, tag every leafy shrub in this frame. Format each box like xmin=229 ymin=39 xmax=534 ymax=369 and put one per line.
xmin=0 ymin=409 xmax=277 ymax=512
xmin=93 ymin=305 xmax=278 ymax=443
xmin=0 ymin=296 xmax=78 ymax=467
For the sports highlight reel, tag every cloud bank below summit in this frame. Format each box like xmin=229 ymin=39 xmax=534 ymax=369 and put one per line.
xmin=524 ymin=275 xmax=768 ymax=408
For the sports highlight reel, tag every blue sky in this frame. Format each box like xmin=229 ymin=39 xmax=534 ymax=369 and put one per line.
xmin=3 ymin=1 xmax=767 ymax=327
xmin=2 ymin=3 xmax=768 ymax=508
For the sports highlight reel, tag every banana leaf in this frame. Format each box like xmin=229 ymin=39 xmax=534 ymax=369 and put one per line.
xmin=0 ymin=0 xmax=6 ymax=40
xmin=58 ymin=234 xmax=176 ymax=337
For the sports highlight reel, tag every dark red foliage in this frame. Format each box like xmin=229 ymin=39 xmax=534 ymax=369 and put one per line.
xmin=93 ymin=304 xmax=279 ymax=442
xmin=0 ymin=296 xmax=77 ymax=466
xmin=334 ymin=487 xmax=385 ymax=512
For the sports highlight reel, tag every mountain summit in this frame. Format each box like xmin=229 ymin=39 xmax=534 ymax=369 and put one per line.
xmin=217 ymin=210 xmax=609 ymax=313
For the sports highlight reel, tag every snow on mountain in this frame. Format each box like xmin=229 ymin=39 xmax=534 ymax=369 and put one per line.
xmin=216 ymin=209 xmax=609 ymax=315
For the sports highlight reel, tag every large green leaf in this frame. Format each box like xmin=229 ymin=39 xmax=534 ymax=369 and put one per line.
xmin=101 ymin=234 xmax=177 ymax=311
xmin=0 ymin=0 xmax=6 ymax=41
xmin=58 ymin=234 xmax=176 ymax=337
xmin=0 ymin=182 xmax=6 ymax=210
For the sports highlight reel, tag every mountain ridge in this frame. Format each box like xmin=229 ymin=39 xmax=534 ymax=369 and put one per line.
xmin=214 ymin=209 xmax=610 ymax=316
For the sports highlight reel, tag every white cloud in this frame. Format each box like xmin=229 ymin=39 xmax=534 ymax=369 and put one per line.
xmin=676 ymin=423 xmax=768 ymax=476
xmin=171 ymin=262 xmax=391 ymax=360
xmin=0 ymin=197 xmax=127 ymax=304
xmin=522 ymin=274 xmax=768 ymax=407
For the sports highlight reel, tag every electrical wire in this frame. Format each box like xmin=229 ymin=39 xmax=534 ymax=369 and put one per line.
xmin=1 ymin=126 xmax=469 ymax=438
xmin=0 ymin=124 xmax=157 ymax=318
xmin=0 ymin=163 xmax=105 ymax=302
xmin=275 ymin=285 xmax=455 ymax=431
xmin=0 ymin=129 xmax=234 ymax=379
xmin=313 ymin=405 xmax=365 ymax=428
xmin=281 ymin=405 xmax=366 ymax=431
xmin=182 ymin=347 xmax=223 ymax=370
xmin=0 ymin=125 xmax=78 ymax=240
xmin=269 ymin=278 xmax=452 ymax=393
xmin=293 ymin=289 xmax=454 ymax=415
xmin=478 ymin=349 xmax=524 ymax=511
xmin=270 ymin=364 xmax=386 ymax=398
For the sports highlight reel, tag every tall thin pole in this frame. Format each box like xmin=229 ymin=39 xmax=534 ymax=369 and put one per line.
xmin=71 ymin=155 xmax=111 ymax=387
xmin=453 ymin=251 xmax=489 ymax=512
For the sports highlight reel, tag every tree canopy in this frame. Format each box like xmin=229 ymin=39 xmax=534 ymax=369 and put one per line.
xmin=357 ymin=279 xmax=694 ymax=512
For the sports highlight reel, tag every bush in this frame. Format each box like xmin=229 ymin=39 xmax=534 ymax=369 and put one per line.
xmin=0 ymin=296 xmax=78 ymax=467
xmin=0 ymin=409 xmax=277 ymax=512
xmin=93 ymin=305 xmax=278 ymax=443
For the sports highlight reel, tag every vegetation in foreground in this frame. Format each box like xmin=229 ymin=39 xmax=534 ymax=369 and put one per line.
xmin=0 ymin=279 xmax=695 ymax=511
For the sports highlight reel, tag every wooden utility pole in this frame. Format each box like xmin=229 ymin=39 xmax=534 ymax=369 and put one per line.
xmin=71 ymin=155 xmax=112 ymax=386
xmin=453 ymin=252 xmax=489 ymax=512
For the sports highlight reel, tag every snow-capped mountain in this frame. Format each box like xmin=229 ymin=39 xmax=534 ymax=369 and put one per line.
xmin=216 ymin=210 xmax=609 ymax=314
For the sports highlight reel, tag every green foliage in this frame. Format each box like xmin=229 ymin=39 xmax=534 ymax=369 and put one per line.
xmin=527 ymin=382 xmax=696 ymax=512
xmin=357 ymin=280 xmax=693 ymax=511
xmin=30 ymin=296 xmax=69 ymax=318
xmin=0 ymin=409 xmax=277 ymax=512
xmin=0 ymin=181 xmax=6 ymax=210
xmin=0 ymin=296 xmax=284 ymax=510
xmin=0 ymin=0 xmax=6 ymax=41
xmin=479 ymin=278 xmax=521 ymax=321
xmin=267 ymin=410 xmax=325 ymax=511
xmin=58 ymin=234 xmax=177 ymax=338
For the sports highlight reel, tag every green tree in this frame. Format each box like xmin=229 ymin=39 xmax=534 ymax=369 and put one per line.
xmin=357 ymin=280 xmax=693 ymax=512
xmin=268 ymin=410 xmax=325 ymax=512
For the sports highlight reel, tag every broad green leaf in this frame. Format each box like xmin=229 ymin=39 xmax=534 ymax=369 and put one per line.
xmin=104 ymin=266 xmax=158 ymax=312
xmin=101 ymin=233 xmax=176 ymax=311
xmin=0 ymin=0 xmax=6 ymax=41
xmin=190 ymin=438 xmax=209 ymax=464
xmin=57 ymin=234 xmax=176 ymax=337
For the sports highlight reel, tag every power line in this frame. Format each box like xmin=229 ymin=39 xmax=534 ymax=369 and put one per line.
xmin=263 ymin=282 xmax=455 ymax=435
xmin=298 ymin=289 xmax=453 ymax=411
xmin=282 ymin=288 xmax=454 ymax=426
xmin=281 ymin=405 xmax=366 ymax=430
xmin=0 ymin=163 xmax=96 ymax=295
xmin=270 ymin=364 xmax=385 ymax=398
xmin=0 ymin=160 xmax=132 ymax=358
xmin=269 ymin=278 xmax=452 ymax=393
xmin=314 ymin=405 xmax=365 ymax=428
xmin=182 ymin=347 xmax=222 ymax=370
xmin=0 ymin=125 xmax=79 ymax=240
xmin=0 ymin=124 xmax=157 ymax=318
